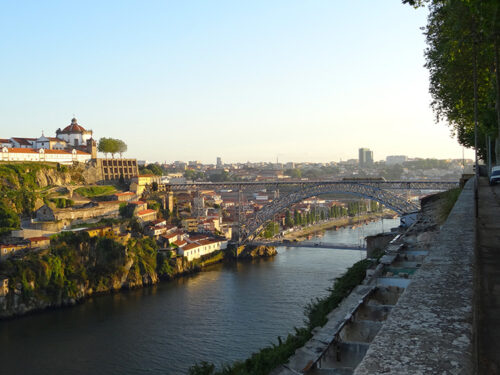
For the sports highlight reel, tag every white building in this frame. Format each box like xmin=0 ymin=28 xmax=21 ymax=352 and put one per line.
xmin=55 ymin=118 xmax=93 ymax=147
xmin=1 ymin=147 xmax=91 ymax=164
xmin=178 ymin=238 xmax=228 ymax=261
xmin=34 ymin=135 xmax=67 ymax=150
xmin=1 ymin=117 xmax=97 ymax=163
xmin=9 ymin=137 xmax=36 ymax=148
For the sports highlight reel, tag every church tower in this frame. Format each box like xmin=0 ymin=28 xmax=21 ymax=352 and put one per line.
xmin=86 ymin=138 xmax=97 ymax=159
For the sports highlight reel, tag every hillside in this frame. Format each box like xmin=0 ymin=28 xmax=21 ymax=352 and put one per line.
xmin=0 ymin=162 xmax=94 ymax=235
xmin=0 ymin=231 xmax=200 ymax=318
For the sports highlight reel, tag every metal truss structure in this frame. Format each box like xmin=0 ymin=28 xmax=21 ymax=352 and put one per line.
xmin=164 ymin=180 xmax=458 ymax=192
xmin=164 ymin=179 xmax=459 ymax=243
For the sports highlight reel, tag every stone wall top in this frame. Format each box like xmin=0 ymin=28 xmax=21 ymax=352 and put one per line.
xmin=354 ymin=180 xmax=475 ymax=374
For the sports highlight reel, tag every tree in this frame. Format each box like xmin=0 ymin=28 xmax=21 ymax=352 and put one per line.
xmin=139 ymin=164 xmax=164 ymax=176
xmin=293 ymin=209 xmax=300 ymax=226
xmin=98 ymin=138 xmax=128 ymax=158
xmin=285 ymin=210 xmax=294 ymax=228
xmin=116 ymin=139 xmax=128 ymax=157
xmin=0 ymin=202 xmax=20 ymax=236
xmin=262 ymin=221 xmax=279 ymax=238
xmin=404 ymin=0 xmax=500 ymax=162
xmin=208 ymin=170 xmax=231 ymax=182
xmin=285 ymin=168 xmax=302 ymax=179
xmin=97 ymin=138 xmax=110 ymax=158
xmin=184 ymin=169 xmax=205 ymax=181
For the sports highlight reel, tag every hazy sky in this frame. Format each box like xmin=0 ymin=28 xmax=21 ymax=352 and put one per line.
xmin=0 ymin=1 xmax=474 ymax=163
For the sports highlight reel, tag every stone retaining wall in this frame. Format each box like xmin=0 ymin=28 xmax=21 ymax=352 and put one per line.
xmin=354 ymin=180 xmax=475 ymax=374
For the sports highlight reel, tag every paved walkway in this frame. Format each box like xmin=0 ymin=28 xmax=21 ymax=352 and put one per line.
xmin=355 ymin=179 xmax=475 ymax=374
xmin=477 ymin=177 xmax=500 ymax=374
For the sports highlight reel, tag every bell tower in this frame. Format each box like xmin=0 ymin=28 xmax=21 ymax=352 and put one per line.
xmin=87 ymin=138 xmax=97 ymax=159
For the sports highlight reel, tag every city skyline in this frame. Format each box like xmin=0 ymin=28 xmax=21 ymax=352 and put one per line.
xmin=0 ymin=1 xmax=475 ymax=163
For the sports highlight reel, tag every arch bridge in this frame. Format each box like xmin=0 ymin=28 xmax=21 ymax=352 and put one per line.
xmin=163 ymin=179 xmax=458 ymax=244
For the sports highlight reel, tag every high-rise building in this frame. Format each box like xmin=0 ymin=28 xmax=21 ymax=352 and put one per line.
xmin=358 ymin=148 xmax=374 ymax=167
xmin=216 ymin=157 xmax=222 ymax=169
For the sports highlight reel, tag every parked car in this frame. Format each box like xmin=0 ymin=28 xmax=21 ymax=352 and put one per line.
xmin=490 ymin=166 xmax=500 ymax=185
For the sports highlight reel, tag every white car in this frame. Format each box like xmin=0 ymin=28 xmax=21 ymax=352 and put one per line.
xmin=490 ymin=166 xmax=500 ymax=185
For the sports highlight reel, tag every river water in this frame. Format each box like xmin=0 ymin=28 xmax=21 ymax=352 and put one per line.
xmin=0 ymin=218 xmax=399 ymax=375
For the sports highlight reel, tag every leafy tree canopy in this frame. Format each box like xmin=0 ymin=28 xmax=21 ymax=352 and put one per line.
xmin=98 ymin=138 xmax=128 ymax=157
xmin=404 ymin=0 xmax=500 ymax=162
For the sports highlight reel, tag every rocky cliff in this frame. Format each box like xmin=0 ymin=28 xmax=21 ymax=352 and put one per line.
xmin=0 ymin=163 xmax=85 ymax=217
xmin=236 ymin=245 xmax=278 ymax=259
xmin=0 ymin=232 xmax=162 ymax=319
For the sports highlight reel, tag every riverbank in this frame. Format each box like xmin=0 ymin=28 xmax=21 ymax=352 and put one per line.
xmin=0 ymin=219 xmax=396 ymax=374
xmin=188 ymin=258 xmax=373 ymax=375
xmin=269 ymin=187 xmax=468 ymax=374
xmin=0 ymin=235 xmax=276 ymax=320
xmin=282 ymin=212 xmax=396 ymax=241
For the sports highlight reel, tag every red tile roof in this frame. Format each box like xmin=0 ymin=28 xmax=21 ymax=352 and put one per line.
xmin=60 ymin=118 xmax=88 ymax=133
xmin=129 ymin=201 xmax=146 ymax=205
xmin=1 ymin=147 xmax=90 ymax=155
xmin=188 ymin=234 xmax=209 ymax=241
xmin=137 ymin=209 xmax=156 ymax=216
xmin=11 ymin=137 xmax=36 ymax=146
xmin=183 ymin=243 xmax=200 ymax=251
xmin=72 ymin=150 xmax=91 ymax=155
xmin=3 ymin=147 xmax=37 ymax=153
xmin=45 ymin=149 xmax=89 ymax=155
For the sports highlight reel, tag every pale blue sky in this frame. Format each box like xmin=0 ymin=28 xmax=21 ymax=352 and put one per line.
xmin=0 ymin=1 xmax=474 ymax=163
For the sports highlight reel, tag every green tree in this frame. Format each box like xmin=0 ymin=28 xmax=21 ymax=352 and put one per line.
xmin=184 ymin=169 xmax=205 ymax=181
xmin=285 ymin=168 xmax=302 ymax=179
xmin=0 ymin=202 xmax=20 ymax=236
xmin=208 ymin=170 xmax=231 ymax=182
xmin=404 ymin=0 xmax=500 ymax=162
xmin=98 ymin=138 xmax=128 ymax=158
xmin=284 ymin=210 xmax=294 ymax=228
xmin=293 ymin=209 xmax=300 ymax=226
xmin=116 ymin=139 xmax=128 ymax=157
xmin=262 ymin=221 xmax=279 ymax=238
xmin=148 ymin=164 xmax=164 ymax=176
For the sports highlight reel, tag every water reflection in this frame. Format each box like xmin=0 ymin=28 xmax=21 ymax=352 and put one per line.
xmin=0 ymin=218 xmax=399 ymax=375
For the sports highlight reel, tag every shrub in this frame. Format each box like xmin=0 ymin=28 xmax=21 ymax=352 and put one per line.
xmin=188 ymin=258 xmax=372 ymax=375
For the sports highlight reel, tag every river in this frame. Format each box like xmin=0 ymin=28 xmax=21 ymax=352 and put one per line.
xmin=0 ymin=218 xmax=399 ymax=375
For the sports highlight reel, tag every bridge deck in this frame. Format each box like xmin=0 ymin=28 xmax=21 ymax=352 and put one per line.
xmin=249 ymin=241 xmax=365 ymax=251
xmin=164 ymin=180 xmax=458 ymax=190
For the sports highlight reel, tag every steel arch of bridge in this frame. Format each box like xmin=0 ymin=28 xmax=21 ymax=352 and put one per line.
xmin=239 ymin=182 xmax=420 ymax=244
xmin=162 ymin=179 xmax=459 ymax=244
